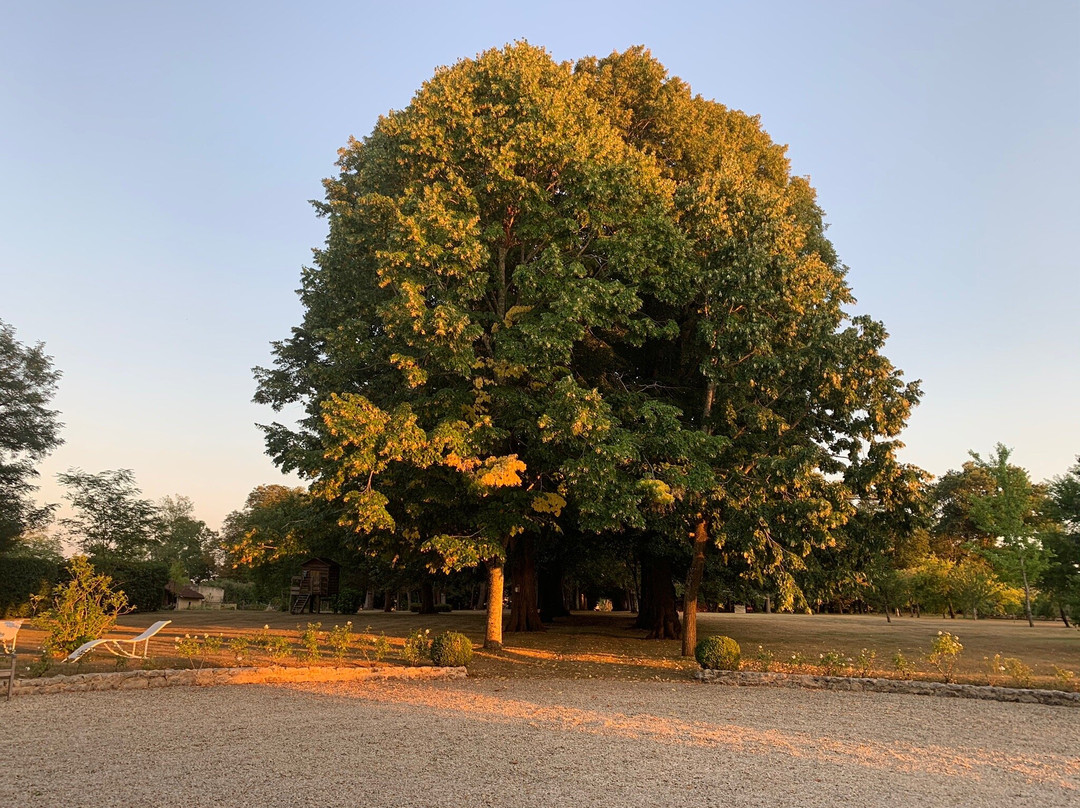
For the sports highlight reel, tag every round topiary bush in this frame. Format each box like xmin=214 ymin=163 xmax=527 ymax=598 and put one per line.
xmin=695 ymin=635 xmax=741 ymax=670
xmin=430 ymin=631 xmax=474 ymax=667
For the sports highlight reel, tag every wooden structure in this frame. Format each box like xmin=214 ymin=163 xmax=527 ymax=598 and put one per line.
xmin=290 ymin=558 xmax=340 ymax=614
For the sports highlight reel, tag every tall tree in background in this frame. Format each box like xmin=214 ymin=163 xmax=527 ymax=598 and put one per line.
xmin=0 ymin=320 xmax=63 ymax=553
xmin=154 ymin=495 xmax=219 ymax=582
xmin=57 ymin=468 xmax=160 ymax=562
xmin=968 ymin=444 xmax=1046 ymax=627
xmin=1043 ymin=458 xmax=1080 ymax=626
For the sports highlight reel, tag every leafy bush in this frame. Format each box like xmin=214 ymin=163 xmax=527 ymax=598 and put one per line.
xmin=818 ymin=650 xmax=845 ymax=676
xmin=926 ymin=631 xmax=963 ymax=683
xmin=215 ymin=578 xmax=257 ymax=608
xmin=334 ymin=588 xmax=363 ymax=614
xmin=299 ymin=622 xmax=322 ymax=661
xmin=37 ymin=556 xmax=130 ymax=656
xmin=695 ymin=635 xmax=741 ymax=670
xmin=892 ymin=650 xmax=916 ymax=679
xmin=402 ymin=628 xmax=431 ymax=665
xmin=96 ymin=559 xmax=170 ymax=612
xmin=327 ymin=622 xmax=353 ymax=661
xmin=430 ymin=631 xmax=473 ymax=667
xmin=0 ymin=555 xmax=62 ymax=616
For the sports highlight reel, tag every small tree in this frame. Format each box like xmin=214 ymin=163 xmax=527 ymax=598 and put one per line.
xmin=968 ymin=445 xmax=1046 ymax=626
xmin=36 ymin=556 xmax=130 ymax=656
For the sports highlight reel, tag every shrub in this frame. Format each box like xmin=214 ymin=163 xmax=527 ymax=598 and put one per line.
xmin=1000 ymin=656 xmax=1033 ymax=688
xmin=430 ymin=631 xmax=473 ymax=667
xmin=0 ymin=555 xmax=61 ymax=616
xmin=855 ymin=648 xmax=877 ymax=677
xmin=95 ymin=559 xmax=170 ymax=612
xmin=926 ymin=631 xmax=963 ymax=683
xmin=36 ymin=556 xmax=130 ymax=656
xmin=402 ymin=628 xmax=432 ymax=665
xmin=753 ymin=646 xmax=775 ymax=672
xmin=327 ymin=622 xmax=353 ymax=661
xmin=299 ymin=622 xmax=322 ymax=661
xmin=1052 ymin=665 xmax=1076 ymax=691
xmin=818 ymin=650 xmax=845 ymax=676
xmin=695 ymin=635 xmax=741 ymax=670
xmin=892 ymin=650 xmax=915 ymax=680
xmin=372 ymin=632 xmax=390 ymax=662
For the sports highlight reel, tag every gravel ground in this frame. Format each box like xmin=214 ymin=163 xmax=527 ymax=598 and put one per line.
xmin=4 ymin=677 xmax=1077 ymax=807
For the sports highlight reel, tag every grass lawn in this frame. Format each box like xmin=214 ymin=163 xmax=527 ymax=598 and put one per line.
xmin=11 ymin=608 xmax=1080 ymax=689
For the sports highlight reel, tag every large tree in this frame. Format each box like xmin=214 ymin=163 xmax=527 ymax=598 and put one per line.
xmin=0 ymin=320 xmax=63 ymax=553
xmin=574 ymin=48 xmax=921 ymax=652
xmin=256 ymin=44 xmax=920 ymax=653
xmin=57 ymin=468 xmax=160 ymax=562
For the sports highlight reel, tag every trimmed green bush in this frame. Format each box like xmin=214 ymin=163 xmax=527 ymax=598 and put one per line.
xmin=0 ymin=555 xmax=62 ymax=616
xmin=96 ymin=559 xmax=170 ymax=612
xmin=430 ymin=631 xmax=473 ymax=667
xmin=695 ymin=635 xmax=741 ymax=670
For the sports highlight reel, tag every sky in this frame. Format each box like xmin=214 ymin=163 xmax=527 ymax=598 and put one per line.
xmin=2 ymin=1 xmax=1078 ymax=532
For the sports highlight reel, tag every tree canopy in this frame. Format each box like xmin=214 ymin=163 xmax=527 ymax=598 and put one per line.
xmin=0 ymin=319 xmax=63 ymax=553
xmin=255 ymin=43 xmax=921 ymax=650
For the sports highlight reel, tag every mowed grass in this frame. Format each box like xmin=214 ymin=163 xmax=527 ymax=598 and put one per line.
xmin=13 ymin=609 xmax=1080 ymax=689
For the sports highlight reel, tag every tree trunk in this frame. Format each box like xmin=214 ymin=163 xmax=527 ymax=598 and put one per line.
xmin=680 ymin=521 xmax=708 ymax=657
xmin=507 ymin=535 xmax=544 ymax=632
xmin=485 ymin=559 xmax=505 ymax=650
xmin=635 ymin=554 xmax=681 ymax=640
xmin=418 ymin=580 xmax=436 ymax=615
xmin=1020 ymin=557 xmax=1035 ymax=627
xmin=538 ymin=561 xmax=570 ymax=622
xmin=363 ymin=589 xmax=374 ymax=611
xmin=1060 ymin=604 xmax=1072 ymax=628
xmin=383 ymin=590 xmax=393 ymax=612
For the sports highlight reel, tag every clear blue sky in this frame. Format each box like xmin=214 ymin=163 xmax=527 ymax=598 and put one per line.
xmin=3 ymin=1 xmax=1078 ymax=530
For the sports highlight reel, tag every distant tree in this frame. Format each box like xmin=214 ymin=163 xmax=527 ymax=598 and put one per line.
xmin=968 ymin=444 xmax=1047 ymax=627
xmin=0 ymin=320 xmax=63 ymax=553
xmin=57 ymin=468 xmax=160 ymax=562
xmin=929 ymin=462 xmax=997 ymax=561
xmin=1043 ymin=458 xmax=1080 ymax=626
xmin=153 ymin=495 xmax=219 ymax=582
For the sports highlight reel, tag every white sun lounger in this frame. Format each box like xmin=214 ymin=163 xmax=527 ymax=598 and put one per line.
xmin=64 ymin=620 xmax=172 ymax=663
xmin=2 ymin=619 xmax=23 ymax=700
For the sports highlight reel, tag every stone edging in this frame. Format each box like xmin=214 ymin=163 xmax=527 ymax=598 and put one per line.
xmin=7 ymin=664 xmax=467 ymax=698
xmin=694 ymin=668 xmax=1080 ymax=707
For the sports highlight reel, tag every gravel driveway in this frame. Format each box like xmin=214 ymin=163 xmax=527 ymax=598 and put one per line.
xmin=5 ymin=677 xmax=1077 ymax=807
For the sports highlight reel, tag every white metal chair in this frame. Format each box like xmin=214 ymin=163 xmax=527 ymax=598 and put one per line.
xmin=64 ymin=620 xmax=172 ymax=663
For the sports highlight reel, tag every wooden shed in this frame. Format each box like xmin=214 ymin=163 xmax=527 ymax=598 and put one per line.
xmin=290 ymin=558 xmax=340 ymax=614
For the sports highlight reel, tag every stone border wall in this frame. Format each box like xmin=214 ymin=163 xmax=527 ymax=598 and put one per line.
xmin=695 ymin=668 xmax=1080 ymax=707
xmin=8 ymin=664 xmax=467 ymax=698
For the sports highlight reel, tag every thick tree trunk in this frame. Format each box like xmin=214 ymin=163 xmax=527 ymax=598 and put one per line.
xmin=635 ymin=554 xmax=681 ymax=640
xmin=418 ymin=580 xmax=436 ymax=615
xmin=507 ymin=535 xmax=544 ymax=631
xmin=383 ymin=590 xmax=393 ymax=612
xmin=475 ymin=579 xmax=486 ymax=611
xmin=538 ymin=561 xmax=570 ymax=622
xmin=485 ymin=559 xmax=505 ymax=650
xmin=1060 ymin=604 xmax=1072 ymax=628
xmin=680 ymin=520 xmax=708 ymax=657
xmin=363 ymin=589 xmax=374 ymax=611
